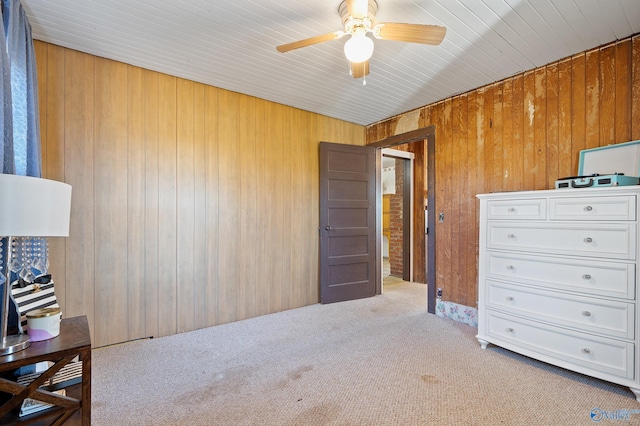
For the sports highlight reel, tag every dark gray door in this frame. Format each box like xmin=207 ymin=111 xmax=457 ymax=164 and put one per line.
xmin=319 ymin=142 xmax=377 ymax=304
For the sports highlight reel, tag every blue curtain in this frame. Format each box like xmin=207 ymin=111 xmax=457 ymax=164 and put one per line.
xmin=1 ymin=0 xmax=44 ymax=331
xmin=0 ymin=1 xmax=14 ymax=174
xmin=3 ymin=0 xmax=40 ymax=177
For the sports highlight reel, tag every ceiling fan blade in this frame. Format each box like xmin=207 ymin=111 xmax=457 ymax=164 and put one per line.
xmin=374 ymin=23 xmax=446 ymax=45
xmin=276 ymin=31 xmax=345 ymax=53
xmin=347 ymin=0 xmax=369 ymax=19
xmin=351 ymin=60 xmax=370 ymax=79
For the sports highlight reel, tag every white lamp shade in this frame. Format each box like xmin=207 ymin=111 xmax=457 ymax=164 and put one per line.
xmin=0 ymin=174 xmax=72 ymax=237
xmin=344 ymin=32 xmax=374 ymax=63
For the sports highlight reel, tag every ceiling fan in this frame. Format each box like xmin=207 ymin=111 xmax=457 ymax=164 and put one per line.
xmin=276 ymin=0 xmax=446 ymax=82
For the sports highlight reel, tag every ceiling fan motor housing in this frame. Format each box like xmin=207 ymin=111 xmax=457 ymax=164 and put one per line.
xmin=339 ymin=0 xmax=378 ymax=34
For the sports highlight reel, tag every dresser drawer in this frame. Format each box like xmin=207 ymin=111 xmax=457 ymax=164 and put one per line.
xmin=550 ymin=196 xmax=636 ymax=221
xmin=487 ymin=280 xmax=635 ymax=339
xmin=486 ymin=310 xmax=634 ymax=380
xmin=486 ymin=252 xmax=635 ymax=299
xmin=486 ymin=198 xmax=546 ymax=220
xmin=487 ymin=222 xmax=636 ymax=260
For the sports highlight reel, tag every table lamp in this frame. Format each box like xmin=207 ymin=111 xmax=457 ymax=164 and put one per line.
xmin=0 ymin=174 xmax=71 ymax=356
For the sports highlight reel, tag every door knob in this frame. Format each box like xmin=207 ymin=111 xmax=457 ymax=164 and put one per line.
xmin=325 ymin=226 xmax=331 ymax=231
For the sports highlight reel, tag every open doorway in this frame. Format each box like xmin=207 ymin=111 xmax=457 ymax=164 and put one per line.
xmin=381 ymin=148 xmax=414 ymax=290
xmin=371 ymin=126 xmax=435 ymax=313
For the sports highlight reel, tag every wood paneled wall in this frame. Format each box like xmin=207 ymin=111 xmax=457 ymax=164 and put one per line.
xmin=34 ymin=41 xmax=365 ymax=347
xmin=366 ymin=35 xmax=640 ymax=308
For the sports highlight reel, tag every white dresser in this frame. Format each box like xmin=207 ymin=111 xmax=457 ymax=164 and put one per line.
xmin=476 ymin=186 xmax=640 ymax=400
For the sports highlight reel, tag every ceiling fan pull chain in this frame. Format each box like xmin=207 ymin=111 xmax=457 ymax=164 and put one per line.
xmin=363 ymin=75 xmax=366 ymax=85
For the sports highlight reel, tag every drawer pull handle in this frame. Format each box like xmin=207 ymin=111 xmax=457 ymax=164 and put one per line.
xmin=582 ymin=274 xmax=592 ymax=280
xmin=506 ymin=296 xmax=515 ymax=302
xmin=582 ymin=348 xmax=592 ymax=354
xmin=508 ymin=208 xmax=516 ymax=213
xmin=584 ymin=237 xmax=593 ymax=243
xmin=506 ymin=327 xmax=514 ymax=333
xmin=584 ymin=206 xmax=593 ymax=212
xmin=507 ymin=234 xmax=516 ymax=239
xmin=506 ymin=265 xmax=515 ymax=270
xmin=582 ymin=311 xmax=592 ymax=317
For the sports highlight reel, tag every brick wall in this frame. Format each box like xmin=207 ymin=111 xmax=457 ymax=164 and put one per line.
xmin=389 ymin=159 xmax=404 ymax=277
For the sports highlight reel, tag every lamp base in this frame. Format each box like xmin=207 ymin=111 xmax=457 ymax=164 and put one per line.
xmin=0 ymin=334 xmax=31 ymax=356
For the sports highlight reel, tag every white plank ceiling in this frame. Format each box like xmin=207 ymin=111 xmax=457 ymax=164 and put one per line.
xmin=21 ymin=0 xmax=640 ymax=126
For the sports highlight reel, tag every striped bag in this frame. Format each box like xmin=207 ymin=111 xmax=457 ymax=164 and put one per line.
xmin=11 ymin=276 xmax=59 ymax=334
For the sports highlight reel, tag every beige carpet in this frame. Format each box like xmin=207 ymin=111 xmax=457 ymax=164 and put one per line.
xmin=92 ymin=282 xmax=638 ymax=425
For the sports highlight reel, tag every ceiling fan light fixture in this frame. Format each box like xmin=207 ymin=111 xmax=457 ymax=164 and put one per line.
xmin=343 ymin=31 xmax=374 ymax=63
xmin=276 ymin=0 xmax=446 ymax=81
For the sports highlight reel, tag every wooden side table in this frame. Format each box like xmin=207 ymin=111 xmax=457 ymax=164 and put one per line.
xmin=0 ymin=316 xmax=91 ymax=425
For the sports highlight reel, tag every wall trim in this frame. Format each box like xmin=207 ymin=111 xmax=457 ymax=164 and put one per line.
xmin=436 ymin=299 xmax=478 ymax=328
